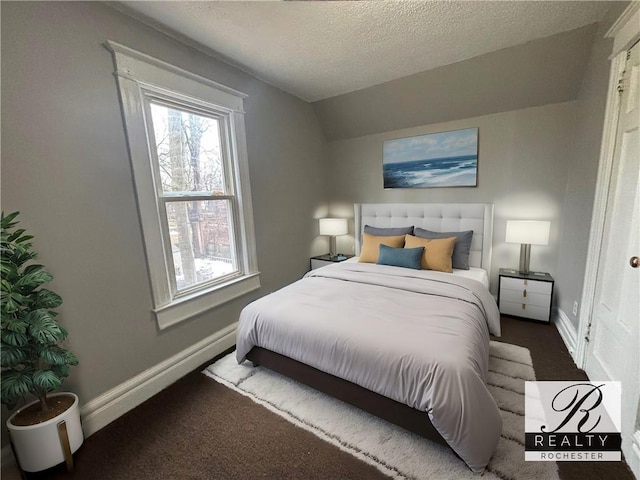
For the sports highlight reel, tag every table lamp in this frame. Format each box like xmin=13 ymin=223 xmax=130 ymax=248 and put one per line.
xmin=319 ymin=218 xmax=348 ymax=258
xmin=505 ymin=220 xmax=550 ymax=275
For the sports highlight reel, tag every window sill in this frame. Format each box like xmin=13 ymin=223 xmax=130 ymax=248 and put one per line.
xmin=154 ymin=273 xmax=261 ymax=330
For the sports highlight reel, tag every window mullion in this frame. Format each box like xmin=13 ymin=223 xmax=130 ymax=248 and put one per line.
xmin=228 ymin=110 xmax=258 ymax=274
xmin=160 ymin=193 xmax=234 ymax=202
xmin=158 ymin=197 xmax=179 ymax=299
xmin=216 ymin=115 xmax=243 ymax=275
xmin=143 ymin=92 xmax=230 ymax=123
xmin=141 ymin=98 xmax=179 ymax=300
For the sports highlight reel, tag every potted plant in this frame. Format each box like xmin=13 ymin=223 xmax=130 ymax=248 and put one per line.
xmin=1 ymin=211 xmax=83 ymax=472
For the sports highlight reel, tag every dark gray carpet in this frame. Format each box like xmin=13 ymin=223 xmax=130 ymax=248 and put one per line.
xmin=22 ymin=316 xmax=635 ymax=479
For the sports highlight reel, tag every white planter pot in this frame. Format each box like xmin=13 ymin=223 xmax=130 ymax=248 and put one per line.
xmin=6 ymin=392 xmax=84 ymax=472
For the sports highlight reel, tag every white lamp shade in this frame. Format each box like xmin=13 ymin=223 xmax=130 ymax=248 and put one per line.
xmin=505 ymin=220 xmax=550 ymax=245
xmin=319 ymin=218 xmax=348 ymax=236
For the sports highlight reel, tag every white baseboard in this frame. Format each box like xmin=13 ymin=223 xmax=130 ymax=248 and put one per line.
xmin=81 ymin=322 xmax=237 ymax=437
xmin=552 ymin=308 xmax=578 ymax=364
xmin=2 ymin=323 xmax=237 ymax=469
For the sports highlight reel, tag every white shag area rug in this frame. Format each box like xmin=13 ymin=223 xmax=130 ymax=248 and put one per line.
xmin=204 ymin=341 xmax=559 ymax=480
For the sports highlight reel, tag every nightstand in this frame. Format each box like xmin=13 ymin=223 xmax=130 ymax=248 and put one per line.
xmin=498 ymin=268 xmax=554 ymax=323
xmin=310 ymin=254 xmax=354 ymax=270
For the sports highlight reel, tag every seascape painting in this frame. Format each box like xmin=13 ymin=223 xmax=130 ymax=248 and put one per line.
xmin=383 ymin=128 xmax=478 ymax=188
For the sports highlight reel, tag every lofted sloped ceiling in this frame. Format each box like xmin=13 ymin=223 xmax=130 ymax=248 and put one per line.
xmin=117 ymin=1 xmax=614 ymax=102
xmin=312 ymin=23 xmax=601 ymax=140
xmin=115 ymin=1 xmax=624 ymax=140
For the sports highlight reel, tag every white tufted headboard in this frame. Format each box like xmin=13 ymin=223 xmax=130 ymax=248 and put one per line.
xmin=354 ymin=203 xmax=494 ymax=271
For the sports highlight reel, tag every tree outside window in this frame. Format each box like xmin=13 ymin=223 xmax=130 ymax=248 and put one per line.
xmin=150 ymin=103 xmax=237 ymax=293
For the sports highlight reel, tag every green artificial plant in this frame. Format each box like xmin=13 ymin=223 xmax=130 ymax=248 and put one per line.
xmin=1 ymin=211 xmax=78 ymax=413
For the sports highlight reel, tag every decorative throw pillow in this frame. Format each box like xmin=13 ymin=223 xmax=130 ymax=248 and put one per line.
xmin=377 ymin=244 xmax=424 ymax=270
xmin=358 ymin=233 xmax=405 ymax=263
xmin=404 ymin=234 xmax=456 ymax=273
xmin=413 ymin=228 xmax=473 ymax=270
xmin=363 ymin=225 xmax=414 ymax=236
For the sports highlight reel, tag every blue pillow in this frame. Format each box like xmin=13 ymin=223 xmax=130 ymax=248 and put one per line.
xmin=377 ymin=244 xmax=424 ymax=270
xmin=414 ymin=228 xmax=473 ymax=270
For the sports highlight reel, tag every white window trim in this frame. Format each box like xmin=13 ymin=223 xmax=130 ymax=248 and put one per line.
xmin=106 ymin=40 xmax=260 ymax=330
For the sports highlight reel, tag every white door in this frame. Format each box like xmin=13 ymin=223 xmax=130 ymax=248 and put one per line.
xmin=585 ymin=40 xmax=639 ymax=472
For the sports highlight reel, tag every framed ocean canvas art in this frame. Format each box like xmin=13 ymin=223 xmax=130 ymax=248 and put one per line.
xmin=383 ymin=128 xmax=478 ymax=188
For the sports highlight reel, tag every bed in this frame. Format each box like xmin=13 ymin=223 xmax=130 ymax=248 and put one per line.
xmin=236 ymin=203 xmax=502 ymax=472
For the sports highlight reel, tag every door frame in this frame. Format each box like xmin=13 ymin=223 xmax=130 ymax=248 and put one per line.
xmin=576 ymin=4 xmax=640 ymax=478
xmin=576 ymin=2 xmax=640 ymax=369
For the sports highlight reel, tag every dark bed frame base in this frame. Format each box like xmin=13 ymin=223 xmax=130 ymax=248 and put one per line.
xmin=246 ymin=347 xmax=448 ymax=447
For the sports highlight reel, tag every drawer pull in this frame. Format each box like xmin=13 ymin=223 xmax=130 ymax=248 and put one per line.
xmin=522 ymin=304 xmax=526 ymax=310
xmin=523 ymin=289 xmax=527 ymax=298
xmin=524 ymin=279 xmax=528 ymax=286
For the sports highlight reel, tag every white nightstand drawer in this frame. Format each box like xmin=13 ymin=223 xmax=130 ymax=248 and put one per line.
xmin=500 ymin=277 xmax=552 ymax=295
xmin=499 ymin=288 xmax=550 ymax=307
xmin=498 ymin=269 xmax=554 ymax=323
xmin=500 ymin=301 xmax=551 ymax=322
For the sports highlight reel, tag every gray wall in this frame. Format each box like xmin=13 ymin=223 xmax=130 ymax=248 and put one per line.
xmin=1 ymin=0 xmax=327 ymax=436
xmin=321 ymin=2 xmax=627 ymax=324
xmin=326 ymin=102 xmax=577 ymax=292
xmin=555 ymin=4 xmax=628 ymax=329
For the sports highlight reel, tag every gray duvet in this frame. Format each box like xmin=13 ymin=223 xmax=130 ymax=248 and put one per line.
xmin=236 ymin=262 xmax=502 ymax=472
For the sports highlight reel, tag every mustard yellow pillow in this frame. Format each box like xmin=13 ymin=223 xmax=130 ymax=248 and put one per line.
xmin=358 ymin=233 xmax=405 ymax=263
xmin=404 ymin=234 xmax=456 ymax=273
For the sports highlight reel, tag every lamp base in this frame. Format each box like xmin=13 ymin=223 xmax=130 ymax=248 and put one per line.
xmin=329 ymin=236 xmax=337 ymax=258
xmin=518 ymin=244 xmax=531 ymax=275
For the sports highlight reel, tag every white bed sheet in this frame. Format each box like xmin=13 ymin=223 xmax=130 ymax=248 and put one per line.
xmin=343 ymin=256 xmax=489 ymax=289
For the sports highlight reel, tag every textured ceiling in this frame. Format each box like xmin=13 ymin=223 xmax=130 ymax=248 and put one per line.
xmin=118 ymin=1 xmax=614 ymax=102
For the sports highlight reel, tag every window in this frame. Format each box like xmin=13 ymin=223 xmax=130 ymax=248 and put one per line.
xmin=107 ymin=41 xmax=260 ymax=329
xmin=149 ymin=102 xmax=238 ymax=293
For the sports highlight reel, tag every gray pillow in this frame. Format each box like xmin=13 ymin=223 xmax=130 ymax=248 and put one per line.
xmin=364 ymin=225 xmax=414 ymax=236
xmin=414 ymin=228 xmax=473 ymax=270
